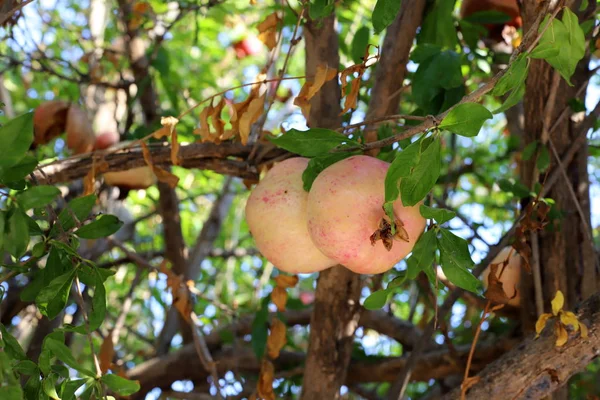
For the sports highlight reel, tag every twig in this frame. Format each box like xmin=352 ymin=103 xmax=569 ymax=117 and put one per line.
xmin=190 ymin=312 xmax=223 ymax=399
xmin=73 ymin=274 xmax=103 ymax=380
xmin=530 ymin=232 xmax=544 ymax=317
xmin=338 ymin=114 xmax=428 ymax=133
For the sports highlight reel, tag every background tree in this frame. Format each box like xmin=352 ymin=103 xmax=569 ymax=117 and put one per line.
xmin=0 ymin=0 xmax=599 ymax=399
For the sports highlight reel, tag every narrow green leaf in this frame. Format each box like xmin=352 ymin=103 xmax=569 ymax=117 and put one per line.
xmin=36 ymin=268 xmax=76 ymax=320
xmin=419 ymin=205 xmax=456 ymax=224
xmin=51 ymin=194 xmax=97 ymax=236
xmin=75 ymin=214 xmax=123 ymax=239
xmin=100 ymin=374 xmax=140 ymax=396
xmin=251 ymin=296 xmax=270 ymax=359
xmin=268 ymin=129 xmax=359 ymax=157
xmin=0 ymin=386 xmax=24 ymax=400
xmin=309 ymin=0 xmax=335 ymax=19
xmin=0 ymin=155 xmax=38 ymax=184
xmin=0 ymin=112 xmax=34 ymax=168
xmin=17 ymin=185 xmax=61 ymax=210
xmin=492 ymin=54 xmax=529 ymax=97
xmin=5 ymin=208 xmax=30 ymax=258
xmin=44 ymin=338 xmax=96 ymax=377
xmin=13 ymin=360 xmax=38 ymax=376
xmin=400 ymin=136 xmax=441 ymax=206
xmin=88 ymin=269 xmax=107 ymax=331
xmin=522 ymin=140 xmax=538 ymax=161
xmin=42 ymin=375 xmax=60 ymax=400
xmin=537 ymin=145 xmax=550 ymax=172
xmin=0 ymin=324 xmax=27 ymax=360
xmin=363 ymin=289 xmax=390 ymax=310
xmin=384 ymin=138 xmax=422 ymax=203
xmin=351 ymin=26 xmax=370 ymax=64
xmin=372 ymin=0 xmax=402 ymax=33
xmin=438 ymin=228 xmax=480 ymax=292
xmin=60 ymin=378 xmax=87 ymax=400
xmin=410 ymin=229 xmax=437 ymax=271
xmin=439 ymin=103 xmax=493 ymax=137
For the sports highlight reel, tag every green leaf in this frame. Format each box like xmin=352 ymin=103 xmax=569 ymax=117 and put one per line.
xmin=67 ymin=268 xmax=106 ymax=333
xmin=412 ymin=50 xmax=463 ymax=115
xmin=100 ymin=374 xmax=140 ymax=396
xmin=0 ymin=386 xmax=24 ymax=400
xmin=439 ymin=103 xmax=493 ymax=137
xmin=0 ymin=112 xmax=34 ymax=168
xmin=268 ymin=129 xmax=359 ymax=157
xmin=410 ymin=229 xmax=437 ymax=271
xmin=0 ymin=155 xmax=38 ymax=183
xmin=302 ymin=152 xmax=358 ymax=192
xmin=0 ymin=211 xmax=5 ymax=251
xmin=530 ymin=10 xmax=586 ymax=85
xmin=51 ymin=194 xmax=97 ymax=236
xmin=384 ymin=137 xmax=422 ymax=203
xmin=5 ymin=208 xmax=30 ymax=258
xmin=438 ymin=228 xmax=480 ymax=293
xmin=537 ymin=145 xmax=550 ymax=171
xmin=26 ymin=214 xmax=43 ymax=236
xmin=42 ymin=375 xmax=60 ymax=400
xmin=522 ymin=140 xmax=538 ymax=161
xmin=75 ymin=214 xmax=123 ymax=239
xmin=400 ymin=136 xmax=441 ymax=206
xmin=419 ymin=205 xmax=456 ymax=224
xmin=309 ymin=0 xmax=335 ymax=19
xmin=363 ymin=289 xmax=390 ymax=310
xmin=418 ymin=0 xmax=457 ymax=49
xmin=0 ymin=324 xmax=27 ymax=360
xmin=494 ymin=81 xmax=526 ymax=114
xmin=13 ymin=360 xmax=38 ymax=376
xmin=17 ymin=185 xmax=61 ymax=210
xmin=44 ymin=338 xmax=96 ymax=377
xmin=251 ymin=296 xmax=270 ymax=359
xmin=372 ymin=0 xmax=402 ymax=33
xmin=36 ymin=268 xmax=76 ymax=320
xmin=351 ymin=26 xmax=370 ymax=63
xmin=492 ymin=54 xmax=529 ymax=97
xmin=60 ymin=378 xmax=87 ymax=400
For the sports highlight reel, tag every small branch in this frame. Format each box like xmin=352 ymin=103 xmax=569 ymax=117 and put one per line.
xmin=73 ymin=274 xmax=103 ymax=379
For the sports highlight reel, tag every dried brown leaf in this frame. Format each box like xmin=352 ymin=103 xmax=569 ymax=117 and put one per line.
xmin=257 ymin=13 xmax=280 ymax=50
xmin=274 ymin=275 xmax=299 ymax=289
xmin=257 ymin=359 xmax=275 ymax=400
xmin=140 ymin=141 xmax=180 ymax=188
xmin=484 ymin=263 xmax=511 ymax=305
xmin=293 ymin=82 xmax=312 ymax=121
xmin=271 ymin=286 xmax=287 ymax=312
xmin=239 ymin=93 xmax=266 ymax=145
xmin=555 ymin=321 xmax=568 ymax=347
xmin=341 ymin=78 xmax=361 ymax=114
xmin=99 ymin=335 xmax=115 ymax=374
xmin=170 ymin=128 xmax=181 ymax=166
xmin=266 ymin=318 xmax=287 ymax=359
xmin=195 ymin=102 xmax=217 ymax=142
xmin=211 ymin=98 xmax=226 ymax=139
xmin=306 ymin=64 xmax=338 ymax=100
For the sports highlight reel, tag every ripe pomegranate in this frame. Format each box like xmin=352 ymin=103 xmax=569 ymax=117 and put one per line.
xmin=245 ymin=158 xmax=337 ymax=274
xmin=482 ymin=246 xmax=522 ymax=307
xmin=306 ymin=155 xmax=426 ymax=275
xmin=232 ymin=36 xmax=263 ymax=59
xmin=33 ymin=100 xmax=70 ymax=145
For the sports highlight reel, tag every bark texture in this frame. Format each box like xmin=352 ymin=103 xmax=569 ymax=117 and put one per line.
xmin=299 ymin=14 xmax=362 ymax=400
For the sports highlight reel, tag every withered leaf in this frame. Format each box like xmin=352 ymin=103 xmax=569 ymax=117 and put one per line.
xmin=195 ymin=102 xmax=217 ymax=142
xmin=560 ymin=311 xmax=579 ymax=331
xmin=211 ymin=98 xmax=226 ymax=139
xmin=239 ymin=93 xmax=266 ymax=145
xmin=274 ymin=275 xmax=299 ymax=289
xmin=99 ymin=334 xmax=115 ymax=374
xmin=257 ymin=12 xmax=280 ymax=50
xmin=140 ymin=141 xmax=180 ymax=188
xmin=293 ymin=82 xmax=312 ymax=121
xmin=484 ymin=263 xmax=511 ymax=305
xmin=266 ymin=318 xmax=287 ymax=359
xmin=306 ymin=64 xmax=338 ymax=100
xmin=257 ymin=359 xmax=275 ymax=400
xmin=170 ymin=127 xmax=181 ymax=166
xmin=535 ymin=313 xmax=553 ymax=338
xmin=551 ymin=290 xmax=564 ymax=315
xmin=341 ymin=78 xmax=361 ymax=115
xmin=555 ymin=321 xmax=568 ymax=347
xmin=271 ymin=286 xmax=287 ymax=312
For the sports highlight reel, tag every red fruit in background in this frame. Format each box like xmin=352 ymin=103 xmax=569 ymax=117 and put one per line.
xmin=233 ymin=36 xmax=264 ymax=59
xmin=33 ymin=100 xmax=70 ymax=145
xmin=460 ymin=0 xmax=522 ymax=42
xmin=94 ymin=131 xmax=121 ymax=150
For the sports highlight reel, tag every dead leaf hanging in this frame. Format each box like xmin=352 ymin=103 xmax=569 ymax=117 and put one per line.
xmin=140 ymin=141 xmax=180 ymax=188
xmin=239 ymin=93 xmax=266 ymax=145
xmin=257 ymin=12 xmax=280 ymax=50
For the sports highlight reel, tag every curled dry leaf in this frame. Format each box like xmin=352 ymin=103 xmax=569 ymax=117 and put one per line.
xmin=159 ymin=260 xmax=192 ymax=322
xmin=274 ymin=275 xmax=299 ymax=289
xmin=99 ymin=334 xmax=115 ymax=374
xmin=140 ymin=141 xmax=180 ymax=188
xmin=266 ymin=318 xmax=287 ymax=359
xmin=535 ymin=313 xmax=553 ymax=338
xmin=555 ymin=321 xmax=568 ymax=347
xmin=339 ymin=63 xmax=367 ymax=115
xmin=551 ymin=290 xmax=564 ymax=315
xmin=484 ymin=263 xmax=511 ymax=305
xmin=294 ymin=64 xmax=338 ymax=120
xmin=239 ymin=93 xmax=266 ymax=145
xmin=271 ymin=286 xmax=287 ymax=312
xmin=33 ymin=100 xmax=70 ymax=145
xmin=66 ymin=105 xmax=95 ymax=154
xmin=257 ymin=12 xmax=280 ymax=50
xmin=257 ymin=359 xmax=275 ymax=400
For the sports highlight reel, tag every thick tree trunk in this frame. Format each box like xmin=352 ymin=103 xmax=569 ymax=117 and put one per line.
xmin=299 ymin=14 xmax=362 ymax=400
xmin=519 ymin=0 xmax=597 ymax=327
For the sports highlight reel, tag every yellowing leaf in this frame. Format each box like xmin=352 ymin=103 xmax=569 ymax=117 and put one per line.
xmin=271 ymin=286 xmax=287 ymax=312
xmin=306 ymin=64 xmax=338 ymax=100
xmin=580 ymin=322 xmax=588 ymax=338
xmin=170 ymin=128 xmax=180 ymax=166
xmin=560 ymin=311 xmax=579 ymax=331
xmin=140 ymin=142 xmax=180 ymax=188
xmin=239 ymin=93 xmax=266 ymax=145
xmin=195 ymin=102 xmax=217 ymax=142
xmin=340 ymin=78 xmax=361 ymax=114
xmin=257 ymin=13 xmax=280 ymax=50
xmin=211 ymin=98 xmax=226 ymax=139
xmin=551 ymin=290 xmax=564 ymax=315
xmin=274 ymin=275 xmax=299 ymax=289
xmin=266 ymin=318 xmax=287 ymax=359
xmin=293 ymin=82 xmax=312 ymax=121
xmin=555 ymin=322 xmax=568 ymax=347
xmin=535 ymin=313 xmax=553 ymax=338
